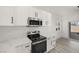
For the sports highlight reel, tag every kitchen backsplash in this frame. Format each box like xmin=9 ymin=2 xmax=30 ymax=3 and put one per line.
xmin=0 ymin=26 xmax=49 ymax=42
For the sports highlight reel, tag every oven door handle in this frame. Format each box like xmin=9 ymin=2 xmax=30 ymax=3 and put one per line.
xmin=32 ymin=39 xmax=46 ymax=45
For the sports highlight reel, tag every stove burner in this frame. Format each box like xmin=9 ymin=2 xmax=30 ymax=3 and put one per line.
xmin=27 ymin=34 xmax=46 ymax=43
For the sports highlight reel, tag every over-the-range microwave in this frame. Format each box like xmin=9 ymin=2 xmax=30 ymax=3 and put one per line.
xmin=27 ymin=17 xmax=42 ymax=27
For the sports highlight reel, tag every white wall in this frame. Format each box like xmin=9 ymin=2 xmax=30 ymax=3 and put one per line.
xmin=50 ymin=13 xmax=62 ymax=39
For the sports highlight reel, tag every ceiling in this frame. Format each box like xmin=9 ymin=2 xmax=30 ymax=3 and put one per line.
xmin=34 ymin=6 xmax=79 ymax=15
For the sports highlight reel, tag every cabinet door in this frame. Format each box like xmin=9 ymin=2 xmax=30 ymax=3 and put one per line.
xmin=13 ymin=7 xmax=27 ymax=26
xmin=51 ymin=40 xmax=56 ymax=49
xmin=47 ymin=37 xmax=56 ymax=52
xmin=47 ymin=38 xmax=52 ymax=52
xmin=0 ymin=7 xmax=13 ymax=26
xmin=26 ymin=7 xmax=36 ymax=17
xmin=14 ymin=7 xmax=36 ymax=26
xmin=40 ymin=11 xmax=50 ymax=26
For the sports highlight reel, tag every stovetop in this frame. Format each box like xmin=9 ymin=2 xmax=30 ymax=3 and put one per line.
xmin=27 ymin=35 xmax=47 ymax=43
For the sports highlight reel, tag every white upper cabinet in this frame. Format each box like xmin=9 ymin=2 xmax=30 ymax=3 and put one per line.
xmin=13 ymin=7 xmax=37 ymax=26
xmin=0 ymin=7 xmax=51 ymax=26
xmin=13 ymin=7 xmax=28 ymax=26
xmin=33 ymin=8 xmax=51 ymax=26
xmin=0 ymin=7 xmax=14 ymax=26
xmin=40 ymin=11 xmax=50 ymax=27
xmin=0 ymin=7 xmax=36 ymax=26
xmin=26 ymin=7 xmax=36 ymax=17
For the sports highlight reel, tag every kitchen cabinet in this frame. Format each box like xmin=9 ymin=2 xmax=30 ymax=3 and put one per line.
xmin=47 ymin=37 xmax=56 ymax=52
xmin=13 ymin=7 xmax=38 ymax=26
xmin=40 ymin=11 xmax=50 ymax=27
xmin=0 ymin=6 xmax=51 ymax=26
xmin=0 ymin=7 xmax=35 ymax=26
xmin=27 ymin=7 xmax=36 ymax=17
xmin=15 ymin=43 xmax=31 ymax=53
xmin=13 ymin=7 xmax=28 ymax=26
xmin=37 ymin=10 xmax=49 ymax=26
xmin=29 ymin=8 xmax=50 ymax=27
xmin=0 ymin=7 xmax=14 ymax=26
xmin=0 ymin=7 xmax=20 ymax=26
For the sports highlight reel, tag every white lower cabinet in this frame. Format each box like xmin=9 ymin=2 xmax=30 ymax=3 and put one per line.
xmin=47 ymin=38 xmax=56 ymax=52
xmin=51 ymin=40 xmax=56 ymax=49
xmin=15 ymin=43 xmax=31 ymax=53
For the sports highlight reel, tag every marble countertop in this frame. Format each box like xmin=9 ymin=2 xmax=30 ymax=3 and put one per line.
xmin=0 ymin=36 xmax=31 ymax=52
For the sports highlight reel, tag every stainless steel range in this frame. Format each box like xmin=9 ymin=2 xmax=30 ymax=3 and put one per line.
xmin=27 ymin=31 xmax=47 ymax=53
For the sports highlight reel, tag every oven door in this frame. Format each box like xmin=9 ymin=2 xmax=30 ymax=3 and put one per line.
xmin=32 ymin=40 xmax=47 ymax=53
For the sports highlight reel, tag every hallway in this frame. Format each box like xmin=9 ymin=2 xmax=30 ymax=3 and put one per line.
xmin=49 ymin=38 xmax=79 ymax=53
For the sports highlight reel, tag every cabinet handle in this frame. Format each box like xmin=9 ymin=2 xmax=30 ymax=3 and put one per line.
xmin=25 ymin=45 xmax=29 ymax=48
xmin=11 ymin=16 xmax=13 ymax=24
